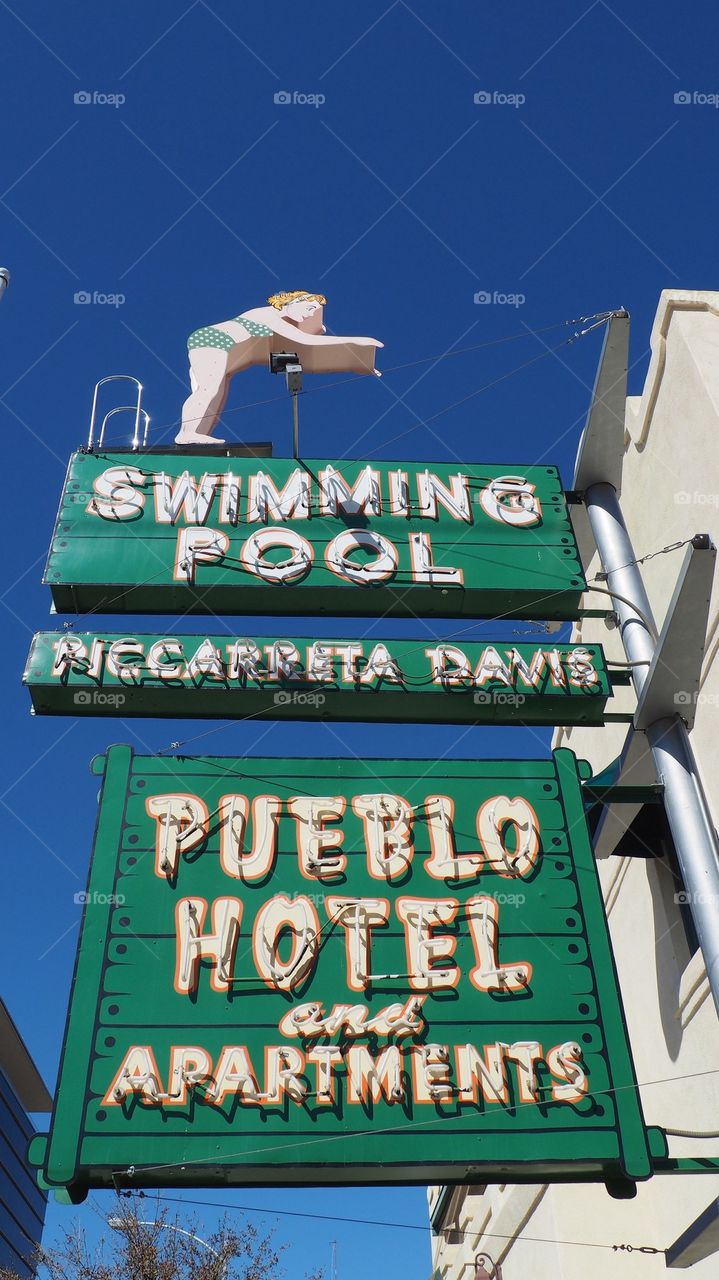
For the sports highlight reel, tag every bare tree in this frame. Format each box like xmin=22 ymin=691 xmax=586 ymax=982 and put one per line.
xmin=0 ymin=1198 xmax=322 ymax=1280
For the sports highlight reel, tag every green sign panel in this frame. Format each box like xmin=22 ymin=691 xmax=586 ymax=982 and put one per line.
xmin=32 ymin=746 xmax=650 ymax=1200
xmin=44 ymin=453 xmax=585 ymax=618
xmin=25 ymin=632 xmax=614 ymax=726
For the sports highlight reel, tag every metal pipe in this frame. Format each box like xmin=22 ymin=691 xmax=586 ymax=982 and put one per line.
xmin=292 ymin=392 xmax=299 ymax=458
xmin=584 ymin=483 xmax=658 ymax=673
xmin=585 ymin=481 xmax=719 ymax=1017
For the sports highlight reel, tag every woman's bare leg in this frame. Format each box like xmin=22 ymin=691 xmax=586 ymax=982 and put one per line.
xmin=176 ymin=349 xmax=230 ymax=443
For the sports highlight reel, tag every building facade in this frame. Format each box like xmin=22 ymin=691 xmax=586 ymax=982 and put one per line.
xmin=0 ymin=1000 xmax=50 ymax=1277
xmin=429 ymin=290 xmax=719 ymax=1277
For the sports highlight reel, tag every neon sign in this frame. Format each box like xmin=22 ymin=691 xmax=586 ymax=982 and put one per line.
xmin=31 ymin=747 xmax=651 ymax=1198
xmin=45 ymin=455 xmax=585 ymax=618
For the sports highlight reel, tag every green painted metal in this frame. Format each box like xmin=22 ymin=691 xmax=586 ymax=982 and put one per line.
xmin=43 ymin=453 xmax=586 ymax=618
xmin=582 ymin=785 xmax=663 ymax=806
xmin=32 ymin=747 xmax=651 ymax=1199
xmin=25 ymin=632 xmax=612 ymax=726
xmin=654 ymin=1158 xmax=719 ymax=1173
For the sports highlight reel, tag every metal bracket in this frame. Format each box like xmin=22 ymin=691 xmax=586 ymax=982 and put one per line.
xmin=582 ymin=780 xmax=663 ymax=807
xmin=588 ymin=726 xmax=660 ymax=858
xmin=571 ymin=311 xmax=630 ymax=573
xmin=633 ymin=535 xmax=716 ymax=731
xmin=666 ymin=1196 xmax=719 ymax=1267
xmin=573 ymin=311 xmax=629 ymax=494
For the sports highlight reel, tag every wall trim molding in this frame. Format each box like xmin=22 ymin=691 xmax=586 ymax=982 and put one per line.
xmin=626 ymin=290 xmax=719 ymax=449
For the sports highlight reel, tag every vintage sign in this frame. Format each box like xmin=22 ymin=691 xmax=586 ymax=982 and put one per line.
xmin=31 ymin=746 xmax=651 ymax=1199
xmin=25 ymin=632 xmax=616 ymax=725
xmin=44 ymin=455 xmax=586 ymax=618
xmin=178 ymin=290 xmax=382 ymax=445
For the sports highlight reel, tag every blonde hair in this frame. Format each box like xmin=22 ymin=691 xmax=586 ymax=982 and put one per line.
xmin=267 ymin=290 xmax=327 ymax=310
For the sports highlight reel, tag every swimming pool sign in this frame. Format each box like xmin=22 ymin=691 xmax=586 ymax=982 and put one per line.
xmin=45 ymin=454 xmax=585 ymax=619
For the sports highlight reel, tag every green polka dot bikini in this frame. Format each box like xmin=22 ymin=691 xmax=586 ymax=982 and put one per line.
xmin=187 ymin=316 xmax=274 ymax=352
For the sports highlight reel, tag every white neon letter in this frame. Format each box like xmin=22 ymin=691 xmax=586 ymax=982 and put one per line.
xmin=352 ymin=794 xmax=413 ymax=880
xmin=209 ymin=1046 xmax=261 ymax=1104
xmin=408 ymin=532 xmax=463 ymax=586
xmin=319 ymin=464 xmax=382 ymax=517
xmin=425 ymin=645 xmax=472 ymax=685
xmin=479 ymin=475 xmax=542 ymax=528
xmin=465 ymin=896 xmax=532 ymax=992
xmin=346 ymin=1045 xmax=403 ymax=1104
xmin=218 ymin=794 xmax=281 ymax=881
xmin=147 ymin=639 xmax=184 ymax=680
xmin=88 ymin=466 xmax=147 ymax=521
xmin=264 ymin=1046 xmax=307 ymax=1104
xmin=247 ymin=469 xmax=310 ymax=522
xmin=253 ymin=895 xmax=320 ymax=992
xmin=146 ymin=794 xmax=208 ymax=878
xmin=396 ymin=897 xmax=459 ymax=991
xmin=416 ymin=470 xmax=471 ymax=522
xmin=288 ymin=796 xmax=346 ymax=878
xmin=325 ymin=897 xmax=390 ymax=992
xmin=174 ymin=898 xmax=242 ymax=994
xmin=546 ymin=1041 xmax=588 ymax=1102
xmin=425 ymin=795 xmax=483 ymax=880
xmin=107 ymin=638 xmax=144 ymax=682
xmin=174 ymin=527 xmax=228 ymax=582
xmin=241 ymin=528 xmax=313 ymax=584
xmin=455 ymin=1042 xmax=508 ymax=1104
xmin=326 ymin=530 xmax=397 ymax=584
xmin=154 ymin=471 xmax=220 ymax=524
xmin=476 ymin=795 xmax=540 ymax=879
xmin=51 ymin=635 xmax=89 ymax=676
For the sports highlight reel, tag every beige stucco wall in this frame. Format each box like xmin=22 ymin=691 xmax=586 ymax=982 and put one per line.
xmin=430 ymin=291 xmax=719 ymax=1278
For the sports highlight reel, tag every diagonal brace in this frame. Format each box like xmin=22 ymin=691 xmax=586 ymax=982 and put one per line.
xmin=634 ymin=535 xmax=716 ymax=731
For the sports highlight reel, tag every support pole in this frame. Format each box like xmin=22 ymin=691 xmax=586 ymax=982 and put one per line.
xmin=585 ymin=482 xmax=719 ymax=1017
xmin=292 ymin=391 xmax=299 ymax=459
xmin=268 ymin=351 xmax=302 ymax=457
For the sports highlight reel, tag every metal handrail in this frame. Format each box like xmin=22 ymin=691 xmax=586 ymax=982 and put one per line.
xmin=98 ymin=405 xmax=150 ymax=450
xmin=87 ymin=375 xmax=144 ymax=449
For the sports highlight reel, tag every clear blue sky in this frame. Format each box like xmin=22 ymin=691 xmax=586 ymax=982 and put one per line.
xmin=1 ymin=3 xmax=716 ymax=1277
